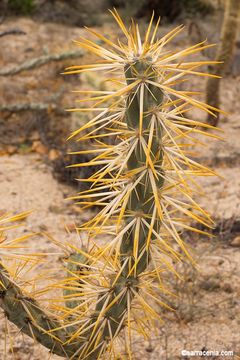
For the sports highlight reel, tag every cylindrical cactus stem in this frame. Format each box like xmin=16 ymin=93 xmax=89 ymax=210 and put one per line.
xmin=63 ymin=250 xmax=89 ymax=309
xmin=89 ymin=60 xmax=166 ymax=346
xmin=0 ymin=260 xmax=102 ymax=360
xmin=65 ymin=60 xmax=166 ymax=359
xmin=121 ymin=60 xmax=164 ymax=275
xmin=0 ymin=263 xmax=80 ymax=358
xmin=206 ymin=0 xmax=240 ymax=125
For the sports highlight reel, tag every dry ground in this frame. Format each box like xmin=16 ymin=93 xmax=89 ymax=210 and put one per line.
xmin=0 ymin=13 xmax=239 ymax=360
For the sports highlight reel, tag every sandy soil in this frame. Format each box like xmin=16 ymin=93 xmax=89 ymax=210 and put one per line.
xmin=0 ymin=14 xmax=240 ymax=360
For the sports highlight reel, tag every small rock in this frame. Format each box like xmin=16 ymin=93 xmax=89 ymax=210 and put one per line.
xmin=222 ymin=283 xmax=234 ymax=293
xmin=49 ymin=205 xmax=62 ymax=214
xmin=7 ymin=145 xmax=17 ymax=155
xmin=32 ymin=141 xmax=48 ymax=155
xmin=145 ymin=345 xmax=154 ymax=353
xmin=48 ymin=148 xmax=60 ymax=161
xmin=230 ymin=236 xmax=240 ymax=247
xmin=200 ymin=279 xmax=221 ymax=291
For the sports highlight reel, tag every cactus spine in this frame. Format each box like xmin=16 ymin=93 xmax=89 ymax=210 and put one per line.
xmin=0 ymin=10 xmax=222 ymax=359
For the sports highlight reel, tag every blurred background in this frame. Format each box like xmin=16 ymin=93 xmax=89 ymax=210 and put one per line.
xmin=0 ymin=0 xmax=240 ymax=358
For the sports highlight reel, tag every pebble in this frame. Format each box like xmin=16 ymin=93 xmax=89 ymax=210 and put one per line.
xmin=230 ymin=236 xmax=240 ymax=247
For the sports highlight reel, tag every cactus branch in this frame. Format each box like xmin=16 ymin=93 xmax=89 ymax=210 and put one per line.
xmin=0 ymin=263 xmax=73 ymax=357
xmin=0 ymin=49 xmax=84 ymax=76
xmin=206 ymin=0 xmax=240 ymax=125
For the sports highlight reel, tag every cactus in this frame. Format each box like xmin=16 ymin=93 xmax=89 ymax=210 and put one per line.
xmin=0 ymin=10 xmax=222 ymax=359
xmin=206 ymin=0 xmax=240 ymax=125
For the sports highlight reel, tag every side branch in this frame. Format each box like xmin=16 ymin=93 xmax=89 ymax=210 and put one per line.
xmin=0 ymin=102 xmax=65 ymax=115
xmin=0 ymin=262 xmax=84 ymax=358
xmin=0 ymin=28 xmax=26 ymax=38
xmin=0 ymin=49 xmax=84 ymax=76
